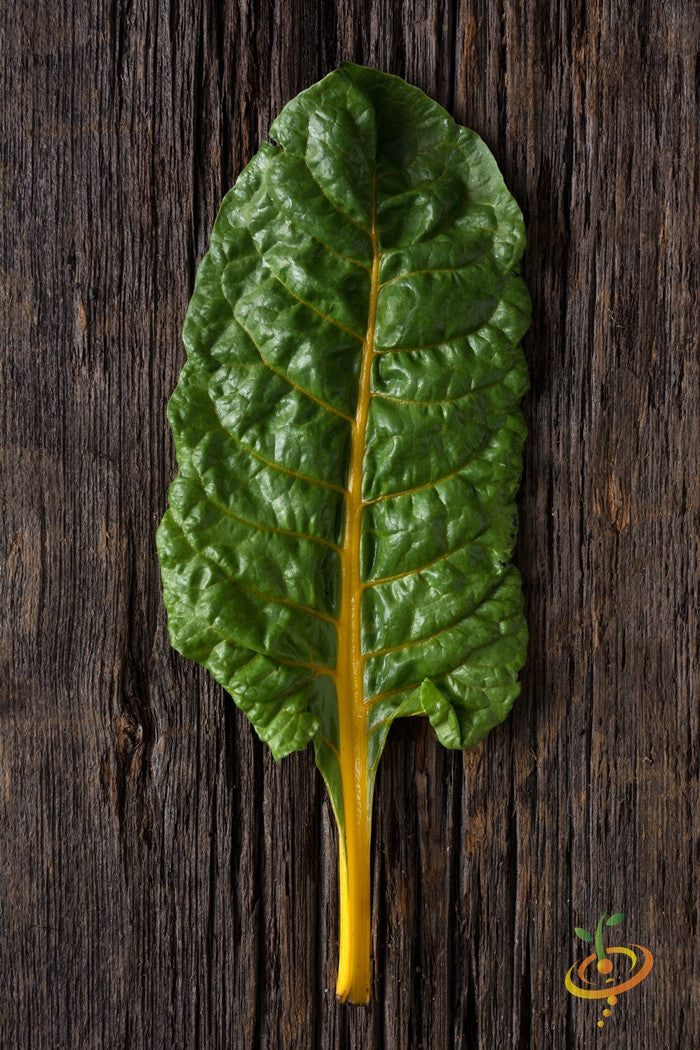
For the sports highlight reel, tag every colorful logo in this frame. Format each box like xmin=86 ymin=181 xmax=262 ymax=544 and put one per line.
xmin=565 ymin=913 xmax=654 ymax=1029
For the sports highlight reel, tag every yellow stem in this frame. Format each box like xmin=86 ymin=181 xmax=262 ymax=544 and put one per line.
xmin=334 ymin=186 xmax=379 ymax=1004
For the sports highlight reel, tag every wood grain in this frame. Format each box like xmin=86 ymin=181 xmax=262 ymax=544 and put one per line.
xmin=1 ymin=1 xmax=697 ymax=1047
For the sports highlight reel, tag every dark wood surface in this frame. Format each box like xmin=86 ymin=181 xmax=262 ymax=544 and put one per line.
xmin=2 ymin=2 xmax=698 ymax=1047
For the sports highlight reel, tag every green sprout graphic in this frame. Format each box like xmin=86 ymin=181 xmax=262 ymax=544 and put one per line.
xmin=575 ymin=913 xmax=625 ymax=974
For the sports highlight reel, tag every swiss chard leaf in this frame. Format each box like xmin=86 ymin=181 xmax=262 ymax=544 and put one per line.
xmin=157 ymin=63 xmax=530 ymax=1003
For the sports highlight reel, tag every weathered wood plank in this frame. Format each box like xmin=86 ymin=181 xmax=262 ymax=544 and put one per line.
xmin=1 ymin=1 xmax=697 ymax=1047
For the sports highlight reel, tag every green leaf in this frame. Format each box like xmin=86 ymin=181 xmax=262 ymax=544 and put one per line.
xmin=606 ymin=913 xmax=625 ymax=926
xmin=575 ymin=927 xmax=594 ymax=943
xmin=157 ymin=62 xmax=530 ymax=1003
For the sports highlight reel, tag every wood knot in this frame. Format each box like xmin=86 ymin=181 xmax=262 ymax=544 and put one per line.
xmin=605 ymin=474 xmax=630 ymax=535
xmin=116 ymin=713 xmax=144 ymax=757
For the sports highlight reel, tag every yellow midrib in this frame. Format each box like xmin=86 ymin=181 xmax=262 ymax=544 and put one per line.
xmin=334 ymin=187 xmax=379 ymax=1004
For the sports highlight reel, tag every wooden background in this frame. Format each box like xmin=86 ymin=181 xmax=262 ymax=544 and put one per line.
xmin=2 ymin=1 xmax=697 ymax=1047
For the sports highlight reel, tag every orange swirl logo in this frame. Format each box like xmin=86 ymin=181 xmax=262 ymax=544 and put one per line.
xmin=565 ymin=913 xmax=654 ymax=1029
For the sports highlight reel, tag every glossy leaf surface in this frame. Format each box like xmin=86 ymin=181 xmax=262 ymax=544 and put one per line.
xmin=157 ymin=63 xmax=530 ymax=1003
